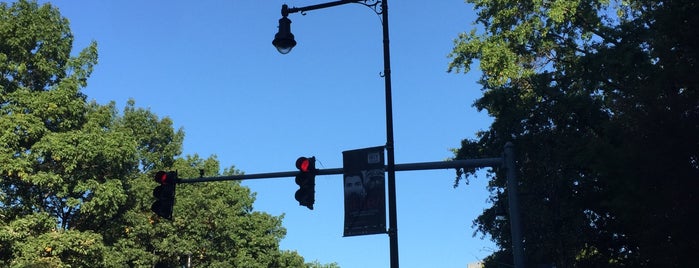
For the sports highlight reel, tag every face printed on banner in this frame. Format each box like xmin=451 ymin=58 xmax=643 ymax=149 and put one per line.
xmin=345 ymin=175 xmax=366 ymax=197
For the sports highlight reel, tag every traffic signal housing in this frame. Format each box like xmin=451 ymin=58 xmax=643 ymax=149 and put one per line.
xmin=152 ymin=171 xmax=177 ymax=220
xmin=295 ymin=157 xmax=316 ymax=210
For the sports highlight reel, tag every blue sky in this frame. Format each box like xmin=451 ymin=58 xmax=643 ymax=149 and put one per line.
xmin=40 ymin=0 xmax=497 ymax=267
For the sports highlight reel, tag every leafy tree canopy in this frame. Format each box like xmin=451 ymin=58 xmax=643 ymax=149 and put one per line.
xmin=449 ymin=0 xmax=698 ymax=267
xmin=0 ymin=1 xmax=336 ymax=267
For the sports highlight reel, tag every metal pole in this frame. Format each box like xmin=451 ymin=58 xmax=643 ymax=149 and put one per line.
xmin=285 ymin=0 xmax=360 ymax=15
xmin=177 ymin=159 xmax=503 ymax=183
xmin=379 ymin=1 xmax=398 ymax=267
xmin=505 ymin=142 xmax=525 ymax=268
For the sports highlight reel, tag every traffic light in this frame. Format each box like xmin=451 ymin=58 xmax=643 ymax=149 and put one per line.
xmin=151 ymin=171 xmax=177 ymax=220
xmin=294 ymin=157 xmax=316 ymax=210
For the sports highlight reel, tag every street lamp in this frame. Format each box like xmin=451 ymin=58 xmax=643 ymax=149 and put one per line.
xmin=272 ymin=5 xmax=296 ymax=54
xmin=272 ymin=1 xmax=399 ymax=267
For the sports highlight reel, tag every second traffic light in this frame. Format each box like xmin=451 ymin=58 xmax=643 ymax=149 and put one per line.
xmin=152 ymin=171 xmax=177 ymax=220
xmin=295 ymin=156 xmax=317 ymax=210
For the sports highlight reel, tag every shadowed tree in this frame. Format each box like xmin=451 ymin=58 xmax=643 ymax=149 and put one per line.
xmin=449 ymin=0 xmax=698 ymax=266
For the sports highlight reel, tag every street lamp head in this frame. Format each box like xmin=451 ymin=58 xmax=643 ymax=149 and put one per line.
xmin=273 ymin=16 xmax=296 ymax=54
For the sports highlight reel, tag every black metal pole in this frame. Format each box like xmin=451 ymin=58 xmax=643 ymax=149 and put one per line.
xmin=379 ymin=1 xmax=399 ymax=268
xmin=176 ymin=158 xmax=504 ymax=183
xmin=504 ymin=142 xmax=525 ymax=268
xmin=284 ymin=0 xmax=360 ymax=15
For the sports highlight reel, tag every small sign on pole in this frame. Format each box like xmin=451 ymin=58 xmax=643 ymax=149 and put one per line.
xmin=342 ymin=146 xmax=386 ymax=237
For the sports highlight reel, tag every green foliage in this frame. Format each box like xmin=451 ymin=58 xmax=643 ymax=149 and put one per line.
xmin=306 ymin=260 xmax=341 ymax=268
xmin=450 ymin=0 xmax=698 ymax=266
xmin=1 ymin=1 xmax=331 ymax=267
xmin=13 ymin=229 xmax=106 ymax=268
xmin=0 ymin=0 xmax=73 ymax=93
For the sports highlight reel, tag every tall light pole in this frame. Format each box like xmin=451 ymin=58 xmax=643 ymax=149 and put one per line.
xmin=272 ymin=1 xmax=399 ymax=267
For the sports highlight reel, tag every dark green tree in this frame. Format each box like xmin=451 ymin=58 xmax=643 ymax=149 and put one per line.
xmin=1 ymin=1 xmax=334 ymax=267
xmin=449 ymin=0 xmax=698 ymax=266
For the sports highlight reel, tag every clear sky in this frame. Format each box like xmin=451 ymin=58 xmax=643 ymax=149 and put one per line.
xmin=39 ymin=0 xmax=497 ymax=267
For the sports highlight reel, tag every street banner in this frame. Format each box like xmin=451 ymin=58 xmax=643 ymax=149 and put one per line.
xmin=343 ymin=146 xmax=386 ymax=237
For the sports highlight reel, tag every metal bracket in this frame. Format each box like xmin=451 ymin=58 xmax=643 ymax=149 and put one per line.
xmin=358 ymin=0 xmax=383 ymax=15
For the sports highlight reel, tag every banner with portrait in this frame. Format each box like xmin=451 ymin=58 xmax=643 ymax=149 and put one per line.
xmin=342 ymin=146 xmax=386 ymax=237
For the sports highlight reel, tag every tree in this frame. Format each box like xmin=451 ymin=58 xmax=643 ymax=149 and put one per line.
xmin=1 ymin=1 xmax=333 ymax=267
xmin=449 ymin=0 xmax=698 ymax=266
xmin=1 ymin=1 xmax=118 ymax=266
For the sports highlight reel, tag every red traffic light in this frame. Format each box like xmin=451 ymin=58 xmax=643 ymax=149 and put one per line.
xmin=296 ymin=157 xmax=314 ymax=172
xmin=154 ymin=171 xmax=167 ymax=184
xmin=152 ymin=171 xmax=177 ymax=220
xmin=294 ymin=156 xmax=316 ymax=210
